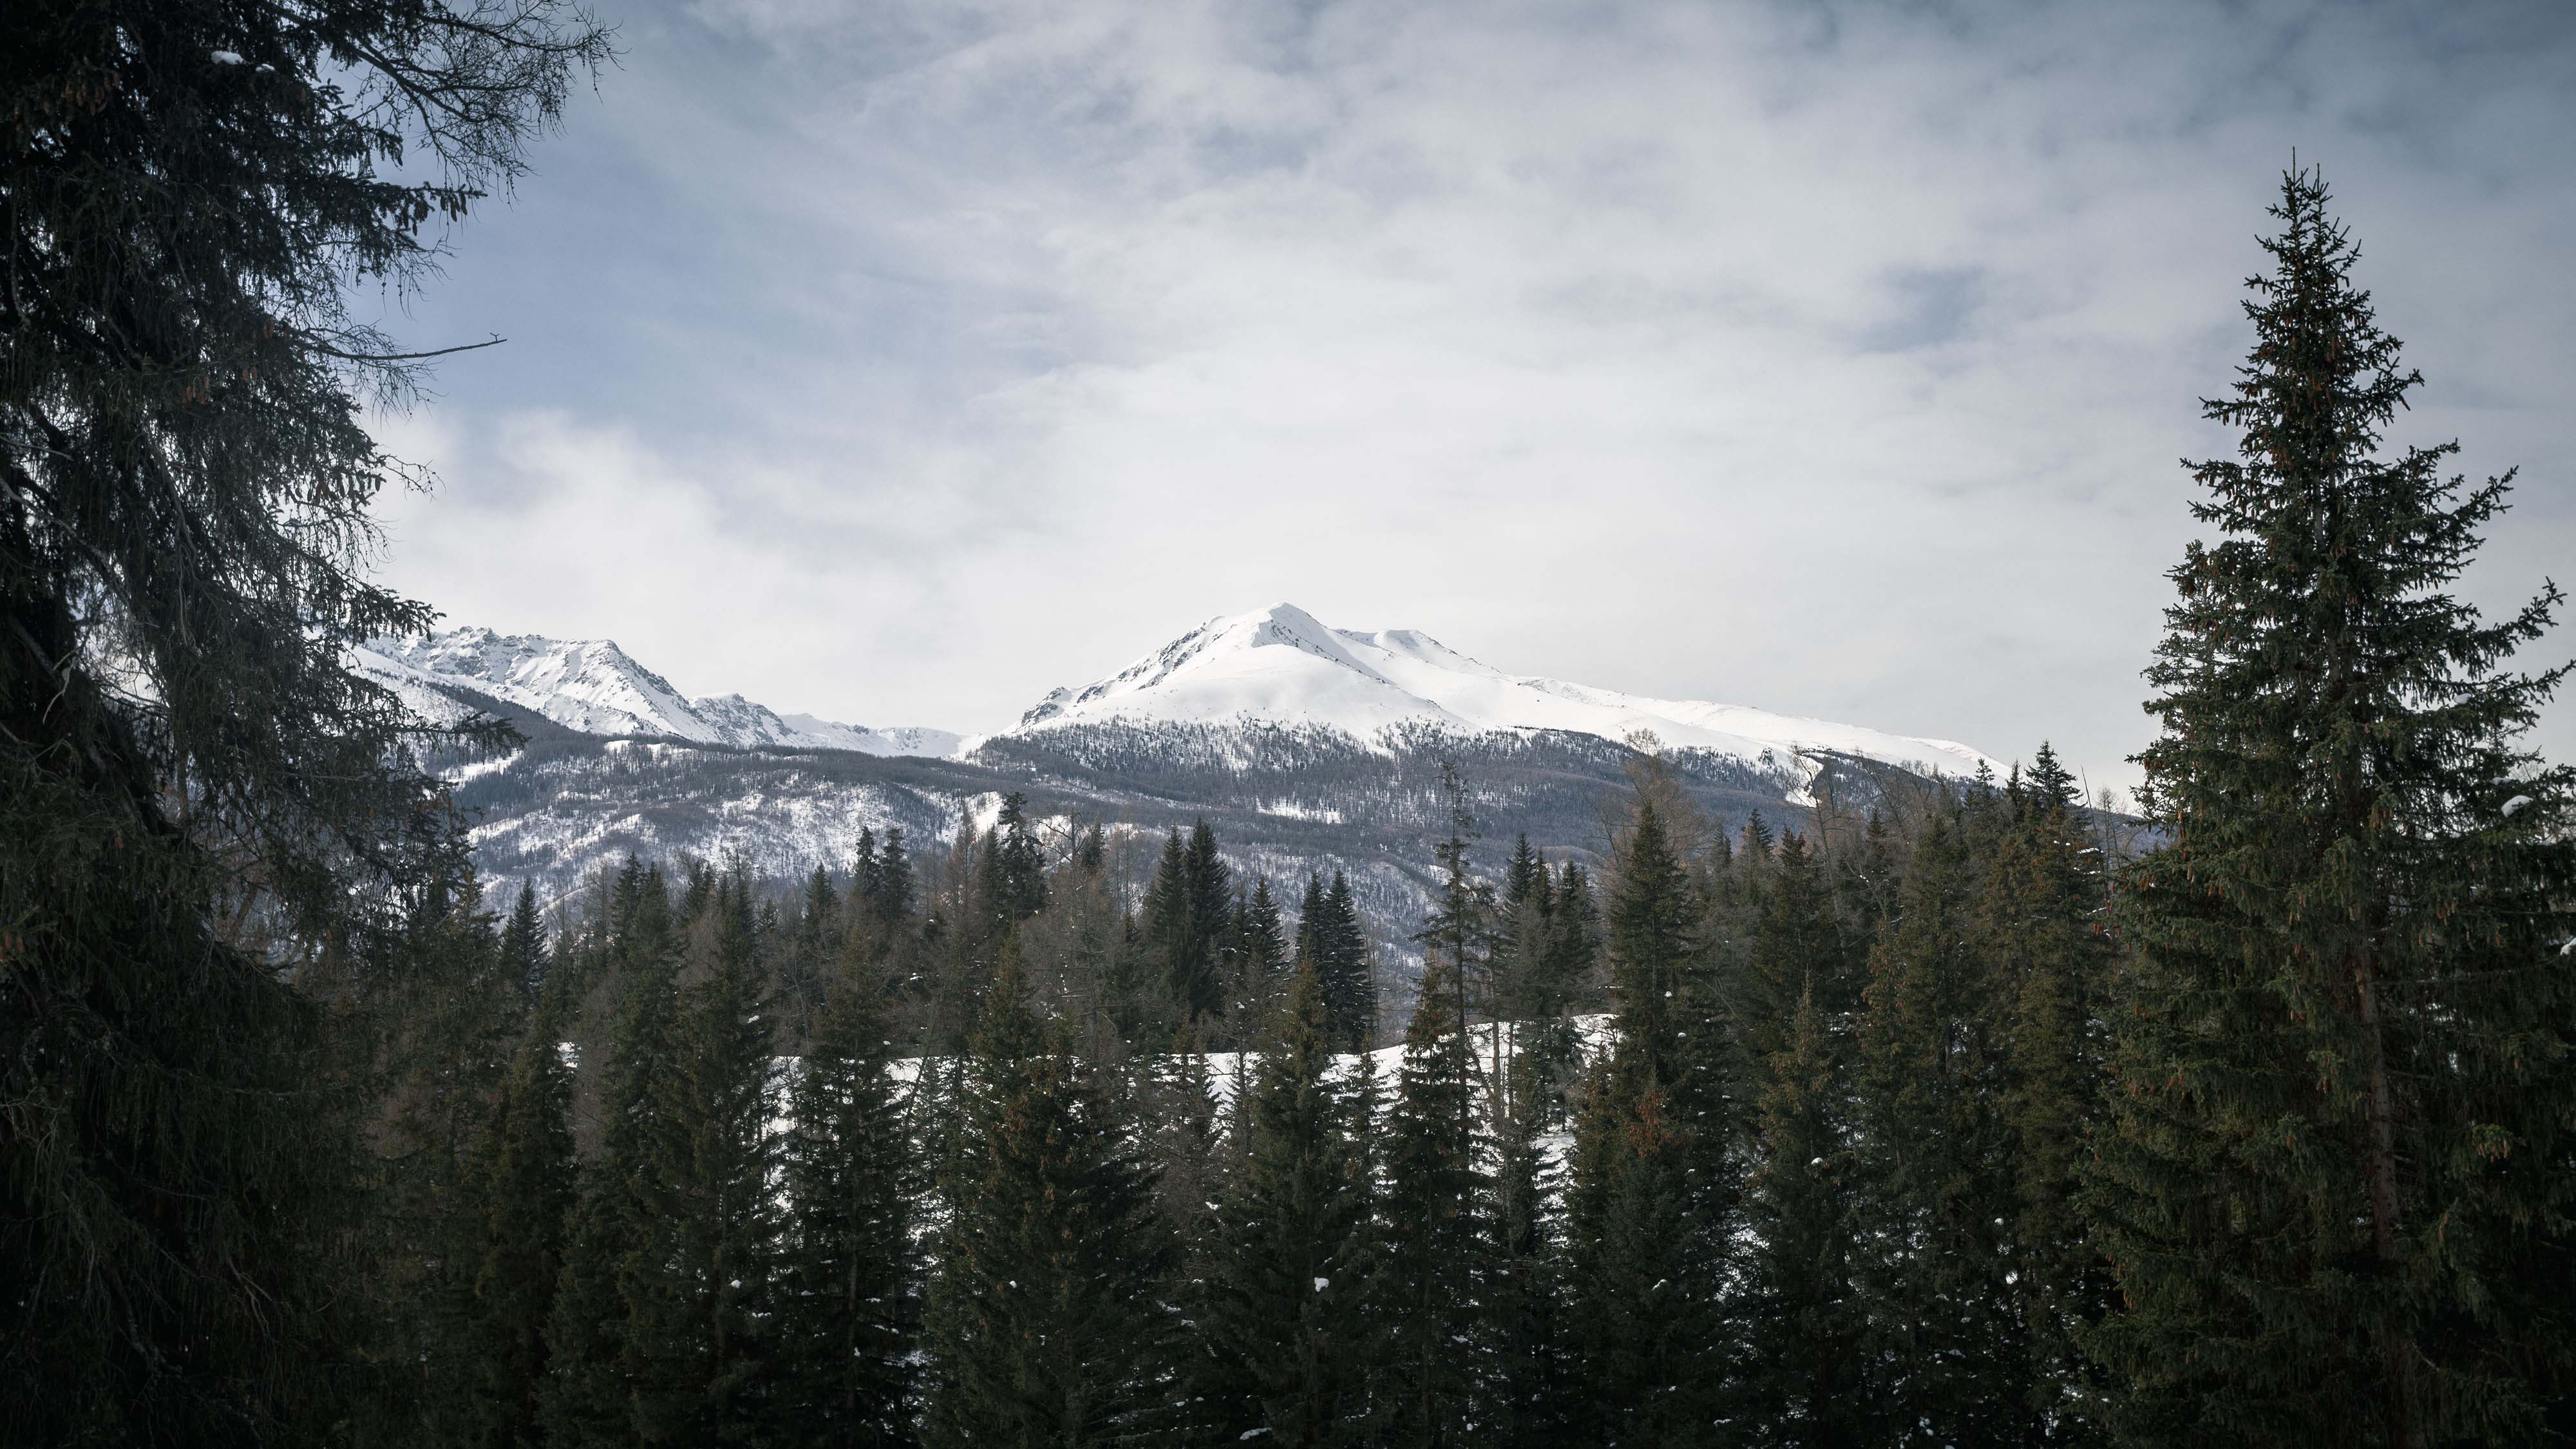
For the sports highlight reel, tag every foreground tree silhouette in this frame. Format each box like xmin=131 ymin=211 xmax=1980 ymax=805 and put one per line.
xmin=3 ymin=1 xmax=607 ymax=1438
xmin=2088 ymin=166 xmax=2576 ymax=1446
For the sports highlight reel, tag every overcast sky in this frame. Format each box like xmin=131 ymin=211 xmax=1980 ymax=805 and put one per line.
xmin=365 ymin=0 xmax=2576 ymax=793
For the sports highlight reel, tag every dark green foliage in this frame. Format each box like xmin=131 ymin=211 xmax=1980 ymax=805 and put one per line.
xmin=463 ymin=974 xmax=579 ymax=1449
xmin=1743 ymin=987 xmax=1865 ymax=1447
xmin=783 ymin=866 xmax=842 ymax=1041
xmin=504 ymin=879 xmax=553 ymax=1001
xmin=542 ymin=867 xmax=682 ymax=1448
xmin=1011 ymin=828 xmax=1146 ymax=1054
xmin=776 ymin=941 xmax=919 ymax=1448
xmin=2087 ymin=167 xmax=2576 ymax=1447
xmin=336 ymin=871 xmax=514 ymax=1447
xmin=1205 ymin=962 xmax=1376 ymax=1447
xmin=985 ymin=791 xmax=1050 ymax=929
xmin=1374 ymin=787 xmax=1495 ymax=1448
xmin=625 ymin=876 xmax=784 ymax=1444
xmin=1850 ymin=815 xmax=2022 ymax=1445
xmin=1982 ymin=750 xmax=2116 ymax=1440
xmin=1144 ymin=819 xmax=1233 ymax=1021
xmin=1564 ymin=795 xmax=1734 ymax=1447
xmin=1300 ymin=870 xmax=1376 ymax=1052
xmin=1482 ymin=1048 xmax=1576 ymax=1449
xmin=922 ymin=944 xmax=1175 ymax=1448
xmin=1230 ymin=876 xmax=1291 ymax=1045
xmin=1 ymin=1 xmax=604 ymax=1438
xmin=1727 ymin=829 xmax=1869 ymax=1446
xmin=862 ymin=827 xmax=918 ymax=928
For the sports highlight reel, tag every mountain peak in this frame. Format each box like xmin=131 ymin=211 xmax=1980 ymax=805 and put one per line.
xmin=1007 ymin=605 xmax=2000 ymax=779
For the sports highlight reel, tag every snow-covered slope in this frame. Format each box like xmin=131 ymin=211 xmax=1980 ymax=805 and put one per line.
xmin=1002 ymin=603 xmax=1998 ymax=779
xmin=354 ymin=626 xmax=961 ymax=757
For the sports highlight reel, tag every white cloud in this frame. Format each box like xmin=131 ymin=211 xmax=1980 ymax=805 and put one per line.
xmin=374 ymin=0 xmax=2576 ymax=784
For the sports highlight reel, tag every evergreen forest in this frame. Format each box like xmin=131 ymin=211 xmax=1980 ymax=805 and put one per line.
xmin=4 ymin=4 xmax=2573 ymax=1447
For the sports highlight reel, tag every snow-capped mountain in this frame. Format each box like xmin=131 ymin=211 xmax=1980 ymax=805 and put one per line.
xmin=354 ymin=626 xmax=961 ymax=757
xmin=410 ymin=603 xmax=2025 ymax=990
xmin=1001 ymin=603 xmax=1998 ymax=781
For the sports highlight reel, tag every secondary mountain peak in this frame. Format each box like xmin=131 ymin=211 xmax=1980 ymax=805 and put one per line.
xmin=354 ymin=625 xmax=962 ymax=757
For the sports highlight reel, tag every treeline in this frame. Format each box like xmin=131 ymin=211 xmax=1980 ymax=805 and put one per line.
xmin=337 ymin=747 xmax=2119 ymax=1448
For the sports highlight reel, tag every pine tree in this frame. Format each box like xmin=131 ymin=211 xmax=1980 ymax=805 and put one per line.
xmin=503 ymin=878 xmax=553 ymax=1001
xmin=1309 ymin=870 xmax=1376 ymax=1052
xmin=784 ymin=865 xmax=842 ymax=1042
xmin=348 ymin=866 xmax=524 ymax=1448
xmin=1233 ymin=876 xmax=1291 ymax=1043
xmin=1727 ymin=828 xmax=1868 ymax=1447
xmin=1372 ymin=947 xmax=1490 ymax=1448
xmin=2087 ymin=167 xmax=2576 ymax=1446
xmin=1205 ymin=961 xmax=1376 ymax=1448
xmin=2 ymin=6 xmax=605 ymax=1430
xmin=922 ymin=943 xmax=1175 ymax=1448
xmin=1850 ymin=810 xmax=2020 ymax=1445
xmin=1503 ymin=832 xmax=1548 ymax=913
xmin=1980 ymin=746 xmax=2115 ymax=1441
xmin=1484 ymin=1043 xmax=1577 ymax=1449
xmin=1565 ymin=795 xmax=1732 ymax=1446
xmin=1144 ymin=826 xmax=1218 ymax=1022
xmin=776 ymin=938 xmax=918 ymax=1449
xmin=544 ymin=866 xmax=682 ymax=1448
xmin=855 ymin=827 xmax=886 ymax=919
xmin=626 ymin=875 xmax=785 ymax=1444
xmin=1543 ymin=862 xmax=1602 ymax=1015
xmin=1744 ymin=987 xmax=1866 ymax=1447
xmin=990 ymin=791 xmax=1050 ymax=927
xmin=871 ymin=828 xmax=917 ymax=929
xmin=464 ymin=974 xmax=580 ymax=1449
xmin=1189 ymin=820 xmax=1235 ymax=1005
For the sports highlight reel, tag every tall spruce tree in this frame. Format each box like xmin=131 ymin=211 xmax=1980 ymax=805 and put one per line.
xmin=625 ymin=874 xmax=784 ymax=1444
xmin=1372 ymin=945 xmax=1491 ymax=1449
xmin=1000 ymin=793 xmax=1053 ymax=923
xmin=1566 ymin=795 xmax=1732 ymax=1446
xmin=348 ymin=867 xmax=520 ymax=1448
xmin=1233 ymin=876 xmax=1291 ymax=1043
xmin=1375 ymin=786 xmax=1496 ymax=1448
xmin=503 ymin=878 xmax=553 ymax=1001
xmin=1980 ymin=747 xmax=2115 ymax=1441
xmin=1206 ymin=961 xmax=1376 ymax=1447
xmin=544 ymin=865 xmax=683 ymax=1448
xmin=776 ymin=940 xmax=918 ymax=1449
xmin=1850 ymin=810 xmax=2020 ymax=1445
xmin=922 ymin=943 xmax=1175 ymax=1448
xmin=1744 ymin=987 xmax=1866 ymax=1448
xmin=1735 ymin=832 xmax=1867 ymax=1447
xmin=1144 ymin=825 xmax=1229 ymax=1022
xmin=1308 ymin=871 xmax=1376 ymax=1051
xmin=464 ymin=970 xmax=579 ymax=1449
xmin=2087 ymin=167 xmax=2576 ymax=1446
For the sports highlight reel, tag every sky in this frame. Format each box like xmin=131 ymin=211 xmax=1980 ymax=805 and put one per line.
xmin=364 ymin=0 xmax=2576 ymax=795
